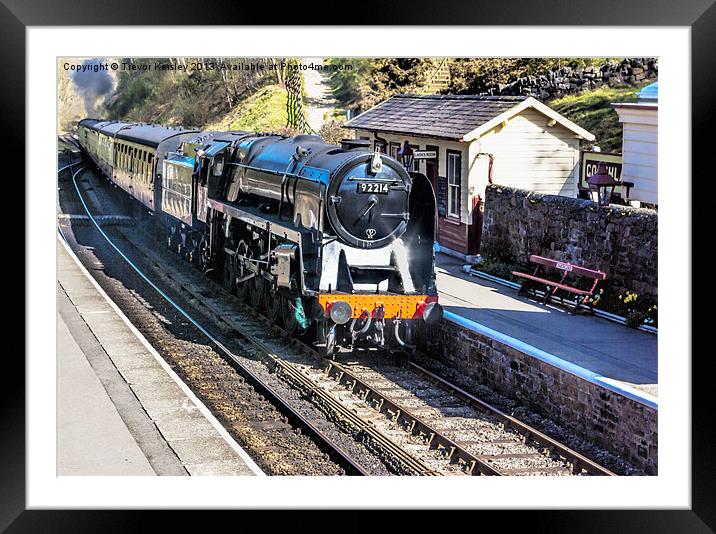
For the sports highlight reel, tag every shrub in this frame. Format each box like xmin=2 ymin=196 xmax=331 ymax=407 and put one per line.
xmin=318 ymin=120 xmax=350 ymax=145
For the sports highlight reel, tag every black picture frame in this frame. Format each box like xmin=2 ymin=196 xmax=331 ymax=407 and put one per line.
xmin=5 ymin=0 xmax=710 ymax=530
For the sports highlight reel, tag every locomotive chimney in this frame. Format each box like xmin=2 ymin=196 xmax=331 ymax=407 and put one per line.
xmin=340 ymin=139 xmax=371 ymax=151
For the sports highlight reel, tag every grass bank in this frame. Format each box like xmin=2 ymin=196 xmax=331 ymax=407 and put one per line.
xmin=549 ymin=83 xmax=652 ymax=153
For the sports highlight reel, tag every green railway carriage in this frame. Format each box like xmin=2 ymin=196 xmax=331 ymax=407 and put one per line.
xmin=77 ymin=119 xmax=201 ymax=212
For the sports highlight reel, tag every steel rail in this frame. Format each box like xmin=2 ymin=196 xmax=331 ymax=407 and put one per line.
xmin=62 ymin=163 xmax=374 ymax=476
xmin=137 ymin=224 xmax=613 ymax=475
xmin=133 ymin=242 xmax=439 ymax=476
xmin=66 ymin=148 xmax=616 ymax=477
xmin=406 ymin=361 xmax=617 ymax=476
xmin=323 ymin=359 xmax=502 ymax=476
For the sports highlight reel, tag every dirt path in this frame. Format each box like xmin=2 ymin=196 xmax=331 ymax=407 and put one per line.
xmin=301 ymin=57 xmax=338 ymax=132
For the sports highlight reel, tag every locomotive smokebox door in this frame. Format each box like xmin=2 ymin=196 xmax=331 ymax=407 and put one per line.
xmin=326 ymin=154 xmax=411 ymax=250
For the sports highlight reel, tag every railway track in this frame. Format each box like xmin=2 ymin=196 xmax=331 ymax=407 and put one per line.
xmin=60 ymin=160 xmax=435 ymax=476
xmin=134 ymin=231 xmax=613 ymax=476
xmin=61 ymin=153 xmax=616 ymax=477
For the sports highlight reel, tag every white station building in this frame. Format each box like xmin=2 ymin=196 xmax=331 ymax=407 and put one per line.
xmin=613 ymin=82 xmax=658 ymax=207
xmin=344 ymin=94 xmax=594 ymax=257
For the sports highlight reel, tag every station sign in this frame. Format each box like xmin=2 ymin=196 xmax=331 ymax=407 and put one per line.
xmin=580 ymin=151 xmax=623 ymax=192
xmin=413 ymin=150 xmax=437 ymax=160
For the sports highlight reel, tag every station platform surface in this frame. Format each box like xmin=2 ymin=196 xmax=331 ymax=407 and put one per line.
xmin=435 ymin=254 xmax=658 ymax=397
xmin=57 ymin=239 xmax=262 ymax=476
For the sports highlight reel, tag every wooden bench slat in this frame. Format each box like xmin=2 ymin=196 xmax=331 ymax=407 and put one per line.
xmin=511 ymin=272 xmax=592 ymax=296
xmin=528 ymin=255 xmax=606 ymax=280
xmin=512 ymin=256 xmax=605 ymax=315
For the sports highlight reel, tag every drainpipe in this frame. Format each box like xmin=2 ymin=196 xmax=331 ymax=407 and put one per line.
xmin=373 ymin=131 xmax=388 ymax=153
xmin=475 ymin=152 xmax=495 ymax=184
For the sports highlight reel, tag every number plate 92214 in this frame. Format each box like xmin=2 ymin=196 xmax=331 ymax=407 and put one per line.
xmin=357 ymin=182 xmax=390 ymax=194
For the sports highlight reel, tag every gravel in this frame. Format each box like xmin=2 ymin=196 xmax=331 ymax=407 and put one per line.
xmin=60 ymin=169 xmax=391 ymax=476
xmin=61 ymin=164 xmax=645 ymax=477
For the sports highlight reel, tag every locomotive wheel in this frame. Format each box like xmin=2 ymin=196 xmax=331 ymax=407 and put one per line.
xmin=282 ymin=294 xmax=309 ymax=337
xmin=222 ymin=256 xmax=235 ymax=292
xmin=235 ymin=240 xmax=252 ymax=302
xmin=264 ymin=285 xmax=281 ymax=325
xmin=249 ymin=277 xmax=265 ymax=312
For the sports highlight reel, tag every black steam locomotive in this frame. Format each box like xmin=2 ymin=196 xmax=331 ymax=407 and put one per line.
xmin=77 ymin=119 xmax=442 ymax=354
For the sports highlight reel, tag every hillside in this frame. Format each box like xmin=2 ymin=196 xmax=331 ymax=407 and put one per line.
xmin=57 ymin=57 xmax=285 ymax=133
xmin=323 ymin=58 xmax=656 ymax=151
xmin=550 ymin=84 xmax=648 ymax=153
xmin=58 ymin=57 xmax=656 ymax=153
xmin=204 ymin=84 xmax=288 ymax=132
xmin=106 ymin=58 xmax=278 ymax=128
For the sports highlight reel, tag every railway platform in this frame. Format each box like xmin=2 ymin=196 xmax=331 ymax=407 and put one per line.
xmin=435 ymin=254 xmax=658 ymax=398
xmin=57 ymin=238 xmax=263 ymax=476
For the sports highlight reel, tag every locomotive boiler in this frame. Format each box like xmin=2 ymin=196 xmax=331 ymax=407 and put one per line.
xmin=77 ymin=120 xmax=443 ymax=355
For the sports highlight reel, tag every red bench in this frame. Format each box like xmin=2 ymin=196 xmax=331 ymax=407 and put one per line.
xmin=512 ymin=255 xmax=606 ymax=315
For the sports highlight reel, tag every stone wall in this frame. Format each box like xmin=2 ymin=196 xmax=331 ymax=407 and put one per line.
xmin=482 ymin=58 xmax=658 ymax=101
xmin=419 ymin=318 xmax=658 ymax=474
xmin=480 ymin=184 xmax=658 ymax=301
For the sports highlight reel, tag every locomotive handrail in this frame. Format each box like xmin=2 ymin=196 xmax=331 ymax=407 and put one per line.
xmin=235 ymin=163 xmax=324 ymax=185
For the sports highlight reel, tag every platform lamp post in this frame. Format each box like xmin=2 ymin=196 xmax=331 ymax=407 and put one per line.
xmin=398 ymin=141 xmax=414 ymax=171
xmin=587 ymin=161 xmax=618 ymax=207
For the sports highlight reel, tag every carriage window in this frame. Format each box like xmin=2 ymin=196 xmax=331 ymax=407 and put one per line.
xmin=447 ymin=151 xmax=461 ymax=219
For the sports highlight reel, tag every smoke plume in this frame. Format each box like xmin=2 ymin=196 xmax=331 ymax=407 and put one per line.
xmin=71 ymin=58 xmax=114 ymax=115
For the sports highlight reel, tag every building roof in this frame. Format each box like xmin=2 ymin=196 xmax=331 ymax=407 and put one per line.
xmin=636 ymin=82 xmax=658 ymax=102
xmin=344 ymin=94 xmax=594 ymax=142
xmin=612 ymin=81 xmax=659 ymax=114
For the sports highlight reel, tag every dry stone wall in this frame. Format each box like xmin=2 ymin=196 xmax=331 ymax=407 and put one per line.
xmin=480 ymin=185 xmax=658 ymax=301
xmin=482 ymin=58 xmax=658 ymax=101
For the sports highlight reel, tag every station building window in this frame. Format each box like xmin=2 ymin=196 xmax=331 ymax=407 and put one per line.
xmin=447 ymin=150 xmax=461 ymax=219
xmin=389 ymin=142 xmax=400 ymax=161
